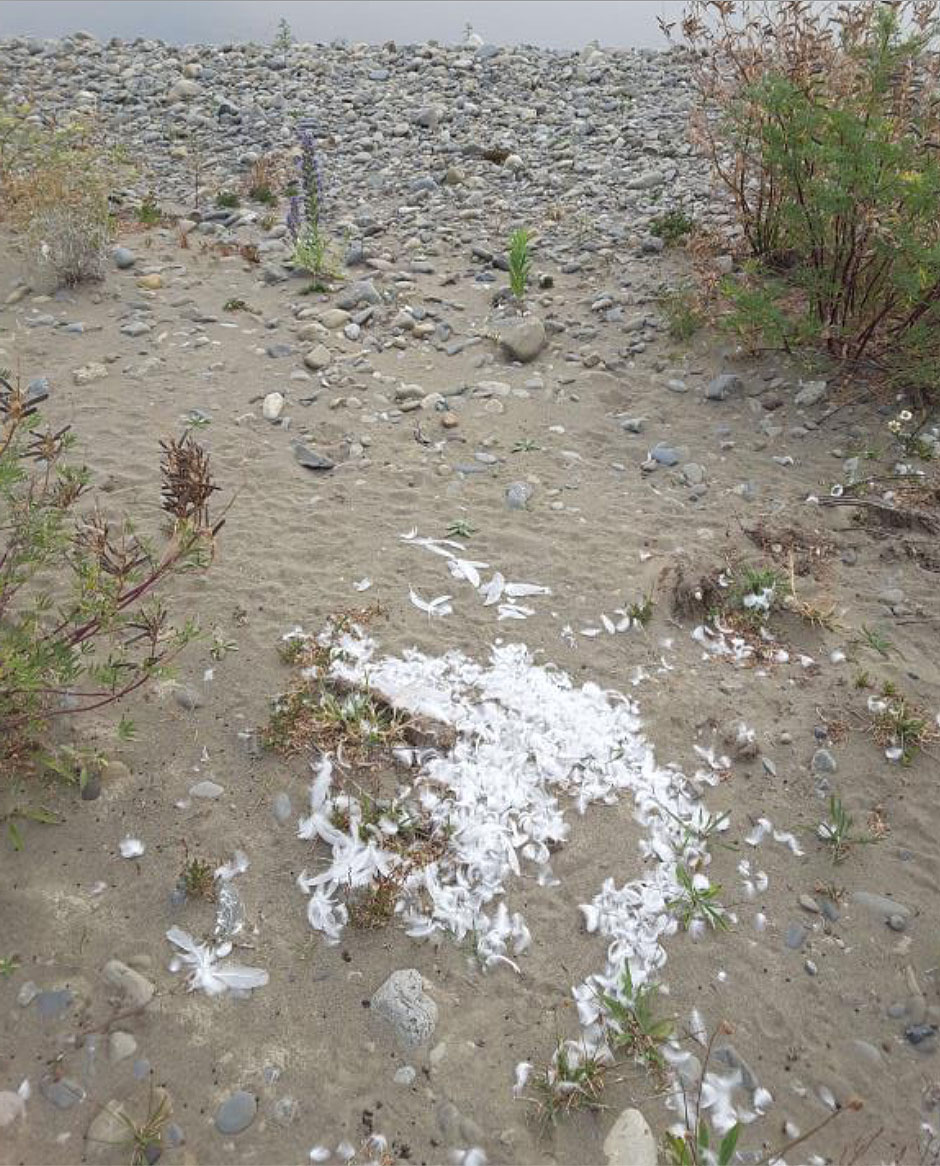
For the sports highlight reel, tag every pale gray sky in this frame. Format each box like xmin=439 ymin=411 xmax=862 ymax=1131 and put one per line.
xmin=0 ymin=1 xmax=686 ymax=49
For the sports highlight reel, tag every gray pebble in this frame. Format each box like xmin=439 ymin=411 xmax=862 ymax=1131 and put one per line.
xmin=215 ymin=1090 xmax=257 ymax=1135
xmin=887 ymin=914 xmax=907 ymax=933
xmin=811 ymin=747 xmax=837 ymax=774
xmin=34 ymin=988 xmax=73 ymax=1020
xmin=505 ymin=481 xmax=533 ymax=510
xmin=785 ymin=923 xmax=808 ymax=950
xmin=40 ymin=1076 xmax=85 ymax=1109
xmin=174 ymin=684 xmax=204 ymax=711
xmin=189 ymin=779 xmax=224 ymax=799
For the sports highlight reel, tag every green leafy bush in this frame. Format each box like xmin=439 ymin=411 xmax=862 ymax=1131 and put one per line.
xmin=507 ymin=228 xmax=531 ymax=301
xmin=649 ymin=209 xmax=696 ymax=245
xmin=0 ymin=375 xmax=222 ymax=790
xmin=675 ymin=1 xmax=940 ymax=396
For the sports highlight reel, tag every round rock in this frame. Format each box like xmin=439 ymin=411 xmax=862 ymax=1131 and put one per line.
xmin=371 ymin=968 xmax=437 ymax=1049
xmin=603 ymin=1107 xmax=657 ymax=1166
xmin=215 ymin=1090 xmax=257 ymax=1136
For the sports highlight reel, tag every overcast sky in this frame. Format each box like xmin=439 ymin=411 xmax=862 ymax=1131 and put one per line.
xmin=0 ymin=1 xmax=686 ymax=49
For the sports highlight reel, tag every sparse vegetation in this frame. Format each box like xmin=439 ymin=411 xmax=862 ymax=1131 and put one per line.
xmin=508 ymin=228 xmax=532 ymax=302
xmin=179 ymin=854 xmax=217 ymax=901
xmin=287 ymin=123 xmax=337 ymax=280
xmin=650 ymin=208 xmax=696 ymax=245
xmin=816 ymin=795 xmax=881 ymax=863
xmin=137 ymin=193 xmax=162 ymax=226
xmin=446 ymin=519 xmax=476 ymax=539
xmin=627 ymin=592 xmax=654 ymax=627
xmin=223 ymin=297 xmax=248 ymax=312
xmin=215 ymin=189 xmax=240 ymax=209
xmin=532 ymin=1038 xmax=609 ymax=1123
xmin=659 ymin=284 xmax=704 ymax=340
xmin=870 ymin=686 xmax=931 ymax=764
xmin=1 ymin=375 xmax=222 ymax=831
xmin=601 ymin=965 xmax=673 ymax=1083
xmin=0 ymin=954 xmax=20 ymax=978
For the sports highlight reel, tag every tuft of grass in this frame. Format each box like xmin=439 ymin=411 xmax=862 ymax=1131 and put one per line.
xmin=249 ymin=184 xmax=277 ymax=206
xmin=223 ymin=297 xmax=247 ymax=312
xmin=532 ymin=1039 xmax=608 ymax=1124
xmin=667 ymin=865 xmax=729 ymax=931
xmin=816 ymin=794 xmax=882 ymax=863
xmin=0 ymin=955 xmax=20 ymax=978
xmin=215 ymin=190 xmax=240 ymax=209
xmin=511 ymin=438 xmax=541 ymax=453
xmin=117 ymin=1088 xmax=173 ymax=1166
xmin=650 ymin=209 xmax=696 ymax=245
xmin=871 ymin=687 xmax=931 ymax=764
xmin=601 ymin=966 xmax=673 ymax=1084
xmin=859 ymin=624 xmax=894 ymax=658
xmin=346 ymin=875 xmax=400 ymax=929
xmin=659 ymin=285 xmax=704 ymax=340
xmin=508 ymin=228 xmax=532 ymax=302
xmin=627 ymin=593 xmax=654 ymax=627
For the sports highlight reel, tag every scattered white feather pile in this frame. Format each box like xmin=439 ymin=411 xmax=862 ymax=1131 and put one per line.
xmin=165 ymin=926 xmax=269 ymax=996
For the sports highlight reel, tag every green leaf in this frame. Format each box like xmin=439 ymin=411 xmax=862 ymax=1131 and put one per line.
xmin=8 ymin=821 xmax=23 ymax=851
xmin=718 ymin=1123 xmax=741 ymax=1166
xmin=698 ymin=1120 xmax=710 ymax=1151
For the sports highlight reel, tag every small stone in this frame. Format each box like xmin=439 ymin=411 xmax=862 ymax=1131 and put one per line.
xmin=136 ymin=274 xmax=163 ymax=291
xmin=811 ymin=748 xmax=837 ymax=774
xmin=371 ymin=968 xmax=437 ymax=1049
xmin=799 ymin=895 xmax=820 ymax=914
xmin=215 ymin=1090 xmax=257 ymax=1136
xmin=887 ymin=914 xmax=907 ymax=932
xmin=292 ymin=442 xmax=335 ymax=471
xmin=113 ymin=248 xmax=136 ymax=270
xmin=108 ymin=1031 xmax=138 ymax=1063
xmin=620 ymin=417 xmax=644 ymax=433
xmin=121 ymin=320 xmax=151 ymax=337
xmin=320 ymin=309 xmax=350 ymax=329
xmin=851 ymin=891 xmax=912 ymax=921
xmin=189 ymin=780 xmax=224 ymax=799
xmin=499 ymin=318 xmax=547 ymax=363
xmin=266 ymin=343 xmax=293 ymax=359
xmin=73 ymin=361 xmax=109 ymax=386
xmin=785 ymin=923 xmax=808 ymax=950
xmin=794 ymin=380 xmax=828 ymax=407
xmin=651 ymin=442 xmax=679 ymax=467
xmin=441 ymin=414 xmax=459 ymax=429
xmin=905 ymin=1025 xmax=938 ymax=1046
xmin=262 ymin=392 xmax=285 ymax=420
xmin=86 ymin=1099 xmax=127 ymax=1150
xmin=505 ymin=481 xmax=533 ymax=510
xmin=35 ymin=989 xmax=74 ymax=1020
xmin=603 ymin=1107 xmax=657 ymax=1166
xmin=40 ymin=1076 xmax=85 ymax=1110
xmin=304 ymin=343 xmax=332 ymax=371
xmin=393 ymin=1066 xmax=416 ymax=1086
xmin=706 ymin=374 xmax=743 ymax=401
xmin=174 ymin=684 xmax=203 ymax=711
xmin=17 ymin=981 xmax=38 ymax=1007
xmin=102 ymin=959 xmax=155 ymax=1010
xmin=272 ymin=792 xmax=292 ymax=824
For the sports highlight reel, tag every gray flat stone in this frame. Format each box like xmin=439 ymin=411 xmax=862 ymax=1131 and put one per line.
xmin=215 ymin=1090 xmax=257 ymax=1135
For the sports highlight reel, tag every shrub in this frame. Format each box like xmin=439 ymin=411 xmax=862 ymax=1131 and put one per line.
xmin=1 ymin=104 xmax=116 ymax=288
xmin=0 ymin=374 xmax=223 ymax=792
xmin=674 ymin=1 xmax=940 ymax=397
xmin=215 ymin=189 xmax=240 ymax=209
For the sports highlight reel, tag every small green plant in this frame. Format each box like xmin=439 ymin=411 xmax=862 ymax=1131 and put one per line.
xmin=511 ymin=438 xmax=541 ymax=453
xmin=249 ymin=184 xmax=277 ymax=206
xmin=179 ymin=854 xmax=217 ymax=901
xmin=508 ymin=228 xmax=532 ymax=302
xmin=859 ymin=624 xmax=894 ymax=658
xmin=446 ymin=519 xmax=477 ymax=539
xmin=209 ymin=627 xmax=238 ymax=661
xmin=817 ymin=795 xmax=882 ymax=862
xmin=215 ymin=190 xmax=240 ymax=209
xmin=667 ymin=865 xmax=729 ymax=931
xmin=532 ymin=1039 xmax=608 ymax=1123
xmin=659 ymin=284 xmax=704 ymax=340
xmin=601 ymin=966 xmax=673 ymax=1083
xmin=627 ymin=593 xmax=654 ymax=627
xmin=223 ymin=297 xmax=247 ymax=312
xmin=649 ymin=209 xmax=696 ymax=245
xmin=138 ymin=194 xmax=162 ymax=226
xmin=665 ymin=1119 xmax=740 ymax=1166
xmin=854 ymin=669 xmax=872 ymax=689
xmin=40 ymin=745 xmax=107 ymax=796
xmin=0 ymin=955 xmax=20 ymax=978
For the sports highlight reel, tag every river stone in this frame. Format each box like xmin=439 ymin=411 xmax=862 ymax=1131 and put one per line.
xmin=292 ymin=441 xmax=335 ymax=470
xmin=795 ymin=380 xmax=827 ymax=407
xmin=108 ymin=1031 xmax=138 ymax=1063
xmin=102 ymin=959 xmax=155 ymax=1009
xmin=40 ymin=1076 xmax=85 ymax=1110
xmin=113 ymin=247 xmax=136 ymax=269
xmin=304 ymin=343 xmax=332 ymax=371
xmin=851 ymin=891 xmax=912 ymax=920
xmin=499 ymin=318 xmax=547 ymax=363
xmin=34 ymin=988 xmax=73 ymax=1019
xmin=603 ymin=1107 xmax=657 ymax=1166
xmin=215 ymin=1090 xmax=257 ymax=1135
xmin=371 ymin=969 xmax=437 ymax=1049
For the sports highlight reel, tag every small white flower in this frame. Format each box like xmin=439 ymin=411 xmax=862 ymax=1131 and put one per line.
xmin=899 ymin=410 xmax=913 ymax=422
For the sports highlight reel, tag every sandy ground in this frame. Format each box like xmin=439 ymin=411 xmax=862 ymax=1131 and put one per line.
xmin=2 ymin=222 xmax=940 ymax=1166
